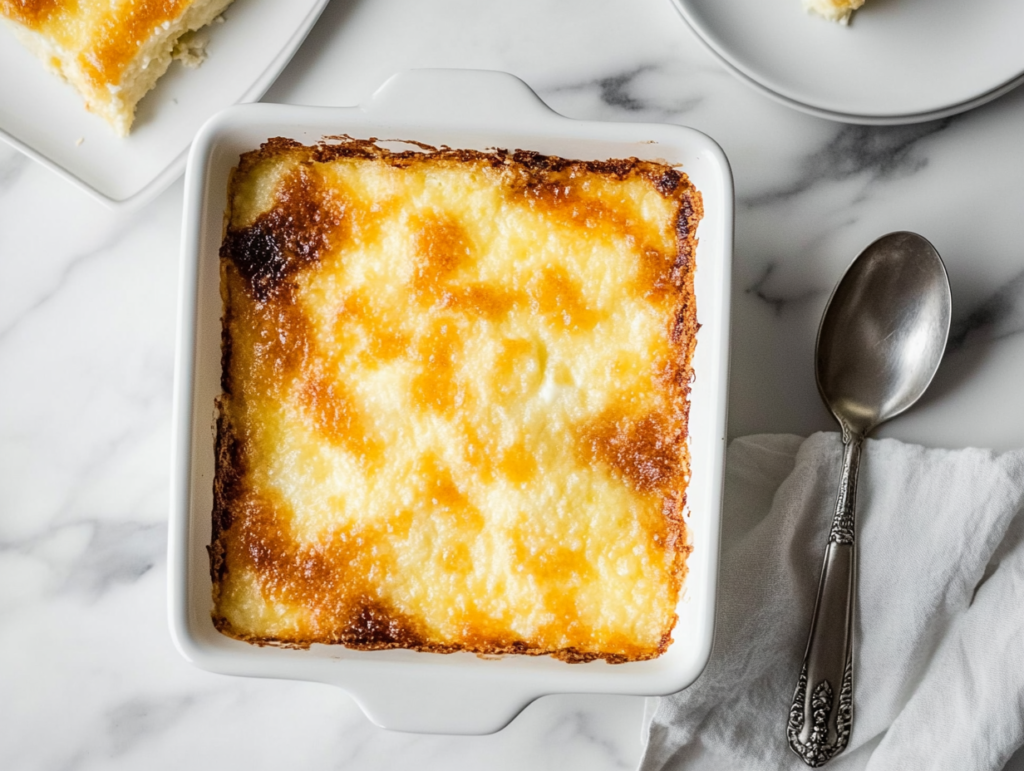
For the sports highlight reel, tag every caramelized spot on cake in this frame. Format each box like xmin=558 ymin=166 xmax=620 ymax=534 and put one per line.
xmin=528 ymin=266 xmax=602 ymax=332
xmin=299 ymin=368 xmax=380 ymax=462
xmin=580 ymin=409 xmax=683 ymax=494
xmin=75 ymin=0 xmax=193 ymax=85
xmin=446 ymin=284 xmax=519 ymax=320
xmin=333 ymin=292 xmax=411 ymax=363
xmin=210 ymin=412 xmax=244 ymax=583
xmin=417 ymin=453 xmax=484 ymax=533
xmin=511 ymin=174 xmax=630 ymax=236
xmin=409 ymin=213 xmax=523 ymax=319
xmin=384 ymin=509 xmax=415 ymax=540
xmin=228 ymin=492 xmax=295 ymax=593
xmin=1 ymin=0 xmax=65 ymax=27
xmin=366 ymin=327 xmax=411 ymax=361
xmin=222 ymin=165 xmax=348 ymax=302
xmin=514 ymin=538 xmax=592 ymax=588
xmin=674 ymin=197 xmax=697 ymax=268
xmin=95 ymin=1 xmax=197 ymax=84
xmin=508 ymin=533 xmax=593 ymax=649
xmin=341 ymin=597 xmax=425 ymax=648
xmin=672 ymin=297 xmax=698 ymax=346
xmin=498 ymin=439 xmax=537 ymax=485
xmin=654 ymin=169 xmax=682 ymax=196
xmin=638 ymin=247 xmax=684 ymax=299
xmin=294 ymin=532 xmax=398 ymax=641
xmin=410 ymin=317 xmax=465 ymax=416
xmin=234 ymin=291 xmax=312 ymax=397
xmin=441 ymin=542 xmax=474 ymax=573
xmin=412 ymin=212 xmax=473 ymax=297
xmin=220 ymin=491 xmax=422 ymax=646
xmin=491 ymin=337 xmax=544 ymax=403
xmin=221 ymin=226 xmax=289 ymax=303
xmin=637 ymin=196 xmax=699 ymax=299
xmin=457 ymin=419 xmax=500 ymax=483
xmin=346 ymin=193 xmax=399 ymax=249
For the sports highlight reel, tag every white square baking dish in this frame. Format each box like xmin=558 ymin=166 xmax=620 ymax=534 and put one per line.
xmin=169 ymin=68 xmax=732 ymax=734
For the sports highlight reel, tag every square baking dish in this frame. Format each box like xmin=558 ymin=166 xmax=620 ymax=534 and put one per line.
xmin=169 ymin=68 xmax=732 ymax=734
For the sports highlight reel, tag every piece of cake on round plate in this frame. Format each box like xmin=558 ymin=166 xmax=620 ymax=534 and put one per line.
xmin=0 ymin=0 xmax=235 ymax=136
xmin=803 ymin=0 xmax=866 ymax=25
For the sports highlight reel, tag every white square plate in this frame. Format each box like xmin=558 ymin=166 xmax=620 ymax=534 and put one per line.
xmin=170 ymin=69 xmax=733 ymax=734
xmin=0 ymin=0 xmax=329 ymax=209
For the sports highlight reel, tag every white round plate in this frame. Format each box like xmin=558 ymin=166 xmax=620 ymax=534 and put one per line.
xmin=670 ymin=0 xmax=1024 ymax=121
xmin=706 ymin=40 xmax=1024 ymax=125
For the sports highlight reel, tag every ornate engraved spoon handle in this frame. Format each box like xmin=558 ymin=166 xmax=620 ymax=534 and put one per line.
xmin=787 ymin=432 xmax=861 ymax=767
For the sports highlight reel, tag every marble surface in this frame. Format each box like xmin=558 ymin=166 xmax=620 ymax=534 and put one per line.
xmin=2 ymin=0 xmax=1024 ymax=768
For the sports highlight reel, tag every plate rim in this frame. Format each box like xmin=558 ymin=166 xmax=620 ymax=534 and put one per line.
xmin=688 ymin=23 xmax=1024 ymax=125
xmin=669 ymin=0 xmax=1024 ymax=123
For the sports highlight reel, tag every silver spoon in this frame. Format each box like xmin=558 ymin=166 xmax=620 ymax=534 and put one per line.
xmin=786 ymin=232 xmax=951 ymax=767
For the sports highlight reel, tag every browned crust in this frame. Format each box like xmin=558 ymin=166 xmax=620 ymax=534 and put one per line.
xmin=233 ymin=135 xmax=694 ymax=199
xmin=211 ymin=614 xmax=651 ymax=664
xmin=212 ymin=136 xmax=702 ymax=664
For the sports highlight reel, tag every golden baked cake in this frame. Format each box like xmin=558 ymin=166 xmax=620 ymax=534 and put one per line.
xmin=0 ymin=0 xmax=235 ymax=135
xmin=211 ymin=137 xmax=702 ymax=663
xmin=803 ymin=0 xmax=865 ymax=24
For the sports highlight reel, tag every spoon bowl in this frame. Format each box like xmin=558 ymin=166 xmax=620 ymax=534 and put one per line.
xmin=787 ymin=232 xmax=951 ymax=767
xmin=816 ymin=232 xmax=952 ymax=436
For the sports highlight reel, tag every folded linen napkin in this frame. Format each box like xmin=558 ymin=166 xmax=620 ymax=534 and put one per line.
xmin=641 ymin=432 xmax=1024 ymax=771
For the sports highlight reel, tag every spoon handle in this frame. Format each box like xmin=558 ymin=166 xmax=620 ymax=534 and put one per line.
xmin=787 ymin=432 xmax=861 ymax=767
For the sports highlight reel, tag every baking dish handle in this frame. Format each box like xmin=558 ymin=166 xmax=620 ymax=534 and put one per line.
xmin=362 ymin=68 xmax=559 ymax=129
xmin=338 ymin=668 xmax=538 ymax=735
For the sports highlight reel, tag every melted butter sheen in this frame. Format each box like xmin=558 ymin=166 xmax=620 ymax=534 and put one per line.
xmin=214 ymin=143 xmax=701 ymax=661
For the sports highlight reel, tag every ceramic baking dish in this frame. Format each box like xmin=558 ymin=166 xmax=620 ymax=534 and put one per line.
xmin=169 ymin=68 xmax=733 ymax=734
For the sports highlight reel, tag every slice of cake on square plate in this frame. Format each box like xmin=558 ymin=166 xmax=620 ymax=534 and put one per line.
xmin=0 ymin=0 xmax=235 ymax=135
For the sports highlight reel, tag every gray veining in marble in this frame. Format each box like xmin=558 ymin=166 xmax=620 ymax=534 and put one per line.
xmin=741 ymin=119 xmax=955 ymax=207
xmin=550 ymin=64 xmax=706 ymax=118
xmin=950 ymin=268 xmax=1024 ymax=350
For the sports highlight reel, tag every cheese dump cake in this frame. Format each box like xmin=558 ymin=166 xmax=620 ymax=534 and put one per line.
xmin=0 ymin=0 xmax=235 ymax=135
xmin=211 ymin=137 xmax=702 ymax=663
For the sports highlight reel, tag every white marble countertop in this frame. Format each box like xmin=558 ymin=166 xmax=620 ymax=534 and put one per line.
xmin=3 ymin=0 xmax=1024 ymax=768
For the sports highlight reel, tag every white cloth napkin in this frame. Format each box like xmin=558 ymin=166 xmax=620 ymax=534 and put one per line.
xmin=641 ymin=432 xmax=1024 ymax=771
